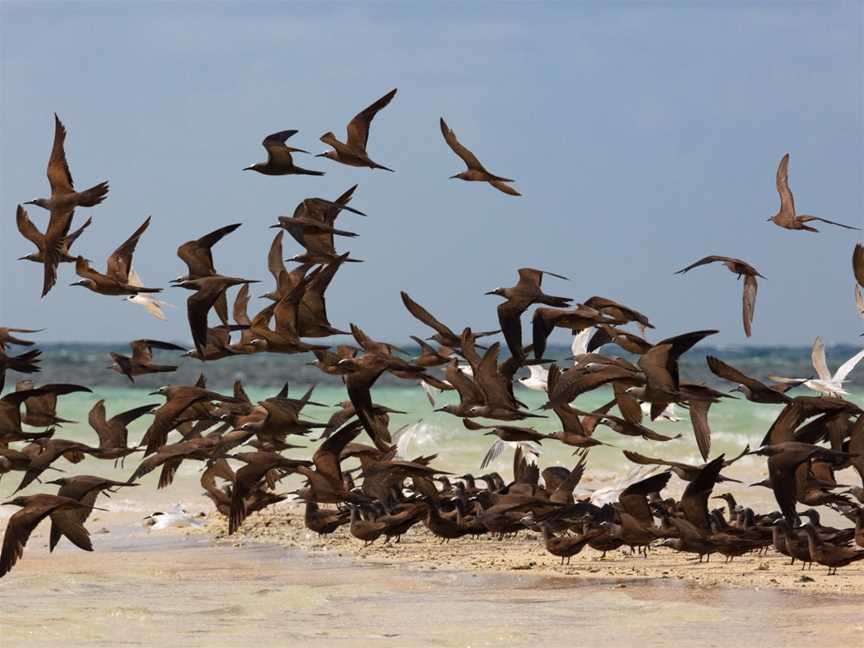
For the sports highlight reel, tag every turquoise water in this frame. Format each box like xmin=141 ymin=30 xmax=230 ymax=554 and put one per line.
xmin=11 ymin=384 xmax=862 ymax=501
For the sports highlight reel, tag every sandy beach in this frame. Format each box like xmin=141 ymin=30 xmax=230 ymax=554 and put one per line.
xmin=1 ymin=504 xmax=862 ymax=648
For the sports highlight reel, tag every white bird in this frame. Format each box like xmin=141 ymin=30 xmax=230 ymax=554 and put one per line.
xmin=573 ymin=465 xmax=662 ymax=507
xmin=640 ymin=402 xmax=681 ymax=422
xmin=570 ymin=328 xmax=595 ymax=360
xmin=518 ymin=364 xmax=548 ymax=392
xmin=143 ymin=504 xmax=204 ymax=530
xmin=770 ymin=337 xmax=864 ymax=396
xmin=856 ymin=284 xmax=864 ymax=319
xmin=124 ymin=269 xmax=175 ymax=320
xmin=480 ymin=439 xmax=540 ymax=470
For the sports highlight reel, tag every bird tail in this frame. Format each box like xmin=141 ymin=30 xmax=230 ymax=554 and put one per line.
xmin=296 ymin=168 xmax=326 ymax=176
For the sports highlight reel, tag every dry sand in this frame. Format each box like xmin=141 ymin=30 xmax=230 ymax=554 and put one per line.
xmin=202 ymin=502 xmax=864 ymax=596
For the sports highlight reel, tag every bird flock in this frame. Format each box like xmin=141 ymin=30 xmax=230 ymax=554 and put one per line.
xmin=2 ymin=91 xmax=864 ymax=581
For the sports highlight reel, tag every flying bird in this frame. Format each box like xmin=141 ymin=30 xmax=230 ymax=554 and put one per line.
xmin=318 ymin=88 xmax=397 ymax=171
xmin=768 ymin=153 xmax=859 ymax=232
xmin=109 ymin=339 xmax=186 ymax=382
xmin=675 ymin=255 xmax=764 ymax=337
xmin=440 ymin=117 xmax=520 ymax=196
xmin=769 ymin=337 xmax=864 ymax=397
xmin=244 ymin=130 xmax=324 ymax=176
xmin=71 ymin=217 xmax=161 ymax=295
xmin=24 ymin=114 xmax=109 ymax=213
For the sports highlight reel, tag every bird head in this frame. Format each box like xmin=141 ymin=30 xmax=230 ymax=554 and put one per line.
xmin=69 ymin=279 xmax=94 ymax=289
xmin=24 ymin=198 xmax=49 ymax=209
xmin=45 ymin=478 xmax=68 ymax=486
xmin=17 ymin=253 xmax=39 ymax=262
xmin=2 ymin=496 xmax=28 ymax=507
xmin=484 ymin=287 xmax=506 ymax=297
xmin=450 ymin=172 xmax=469 ymax=180
xmin=243 ymin=164 xmax=260 ymax=172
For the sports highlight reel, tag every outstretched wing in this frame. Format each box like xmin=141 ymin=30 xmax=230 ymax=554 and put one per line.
xmin=439 ymin=117 xmax=486 ymax=172
xmin=346 ymin=89 xmax=397 ymax=151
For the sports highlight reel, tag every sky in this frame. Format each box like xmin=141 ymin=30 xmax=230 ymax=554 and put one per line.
xmin=1 ymin=2 xmax=862 ymax=348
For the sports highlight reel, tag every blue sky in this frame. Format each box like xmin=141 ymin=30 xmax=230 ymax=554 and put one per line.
xmin=1 ymin=2 xmax=861 ymax=347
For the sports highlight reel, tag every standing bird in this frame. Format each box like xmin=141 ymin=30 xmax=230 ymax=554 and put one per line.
xmin=318 ymin=88 xmax=397 ymax=171
xmin=243 ymin=130 xmax=324 ymax=176
xmin=674 ymin=255 xmax=764 ymax=337
xmin=71 ymin=217 xmax=161 ymax=295
xmin=24 ymin=114 xmax=109 ymax=213
xmin=172 ymin=276 xmax=260 ymax=358
xmin=768 ymin=154 xmax=859 ymax=232
xmin=486 ymin=268 xmax=571 ymax=364
xmin=440 ymin=117 xmax=520 ymax=196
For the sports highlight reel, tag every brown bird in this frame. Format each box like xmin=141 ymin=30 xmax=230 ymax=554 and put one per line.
xmin=172 ymin=275 xmax=260 ymax=357
xmin=0 ymin=384 xmax=91 ymax=445
xmin=675 ymin=256 xmax=764 ymax=337
xmin=440 ymin=117 xmax=520 ymax=196
xmin=174 ymin=223 xmax=242 ymax=325
xmin=400 ymin=291 xmax=498 ymax=351
xmin=0 ymin=327 xmax=42 ymax=349
xmin=15 ymin=379 xmax=77 ymax=428
xmin=14 ymin=438 xmax=99 ymax=493
xmin=800 ymin=524 xmax=864 ymax=575
xmin=0 ymin=494 xmax=95 ymax=578
xmin=45 ymin=476 xmax=136 ymax=551
xmin=768 ymin=154 xmax=859 ymax=232
xmin=318 ymin=89 xmax=397 ymax=171
xmin=0 ymin=348 xmax=41 ymax=393
xmin=16 ymin=204 xmax=92 ymax=296
xmin=86 ymin=399 xmax=155 ymax=464
xmin=706 ymin=356 xmax=794 ymax=404
xmin=71 ymin=217 xmax=161 ymax=295
xmin=24 ymin=114 xmax=109 ymax=213
xmin=623 ymin=448 xmax=746 ymax=483
xmin=109 ymin=339 xmax=186 ymax=383
xmin=750 ymin=441 xmax=851 ymax=526
xmin=244 ymin=130 xmax=324 ymax=176
xmin=486 ymin=268 xmax=571 ymax=364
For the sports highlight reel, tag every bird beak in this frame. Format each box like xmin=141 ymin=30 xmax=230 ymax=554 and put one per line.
xmin=287 ymin=147 xmax=309 ymax=154
xmin=766 ymin=217 xmax=773 ymax=221
xmin=23 ymin=200 xmax=37 ymax=205
xmin=484 ymin=290 xmax=496 ymax=296
xmin=242 ymin=166 xmax=254 ymax=171
xmin=69 ymin=280 xmax=86 ymax=287
xmin=147 ymin=391 xmax=161 ymax=396
xmin=449 ymin=174 xmax=459 ymax=179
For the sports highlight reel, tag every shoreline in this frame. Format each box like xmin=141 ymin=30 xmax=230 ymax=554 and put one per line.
xmin=200 ymin=502 xmax=864 ymax=597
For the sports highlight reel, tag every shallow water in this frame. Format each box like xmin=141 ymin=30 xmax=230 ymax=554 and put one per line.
xmin=12 ymin=385 xmax=863 ymax=498
xmin=1 ymin=518 xmax=861 ymax=648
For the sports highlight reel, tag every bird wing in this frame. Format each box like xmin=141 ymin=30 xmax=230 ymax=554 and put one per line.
xmin=49 ymin=508 xmax=93 ymax=552
xmin=776 ymin=153 xmax=795 ymax=215
xmin=570 ymin=328 xmax=594 ymax=358
xmin=267 ymin=231 xmax=286 ymax=284
xmin=439 ymin=117 xmax=487 ymax=172
xmin=854 ymin=244 xmax=864 ymax=288
xmin=497 ymin=302 xmax=525 ymax=364
xmin=346 ymin=89 xmax=397 ymax=151
xmin=833 ymin=347 xmax=864 ymax=384
xmin=706 ymin=355 xmax=765 ymax=391
xmin=263 ymin=130 xmax=300 ymax=165
xmin=856 ymin=285 xmax=864 ymax=319
xmin=742 ymin=274 xmax=757 ymax=337
xmin=688 ymin=399 xmax=713 ymax=461
xmin=15 ymin=205 xmax=44 ymax=247
xmin=400 ymin=291 xmax=456 ymax=340
xmin=674 ymin=256 xmax=729 ymax=274
xmin=810 ymin=337 xmax=831 ymax=381
xmin=0 ymin=503 xmax=58 ymax=577
xmin=488 ymin=180 xmax=521 ymax=196
xmin=106 ymin=217 xmax=151 ymax=284
xmin=47 ymin=114 xmax=75 ymax=195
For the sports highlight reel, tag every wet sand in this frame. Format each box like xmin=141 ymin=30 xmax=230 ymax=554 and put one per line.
xmin=3 ymin=507 xmax=863 ymax=648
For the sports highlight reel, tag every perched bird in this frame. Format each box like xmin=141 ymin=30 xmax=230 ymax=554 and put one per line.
xmin=768 ymin=154 xmax=859 ymax=232
xmin=318 ymin=88 xmax=397 ymax=171
xmin=71 ymin=217 xmax=161 ymax=295
xmin=109 ymin=339 xmax=186 ymax=382
xmin=244 ymin=130 xmax=323 ymax=176
xmin=675 ymin=255 xmax=764 ymax=337
xmin=440 ymin=117 xmax=520 ymax=196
